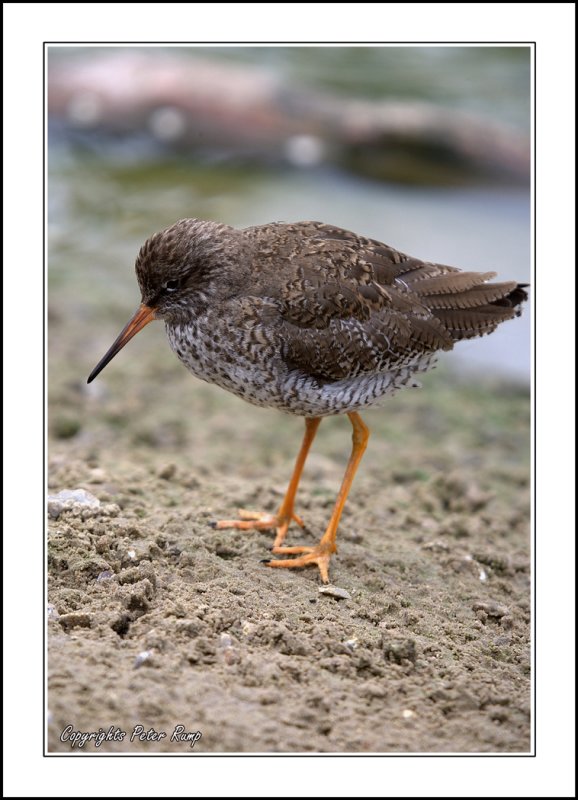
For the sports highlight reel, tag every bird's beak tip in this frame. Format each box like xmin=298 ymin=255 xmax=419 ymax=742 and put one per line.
xmin=87 ymin=303 xmax=156 ymax=384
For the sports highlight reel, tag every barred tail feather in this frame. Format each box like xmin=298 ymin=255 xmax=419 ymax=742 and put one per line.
xmin=411 ymin=270 xmax=528 ymax=343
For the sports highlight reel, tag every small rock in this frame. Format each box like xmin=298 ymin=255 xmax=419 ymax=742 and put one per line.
xmin=59 ymin=612 xmax=92 ymax=630
xmin=117 ymin=565 xmax=155 ymax=587
xmin=95 ymin=535 xmax=113 ymax=554
xmin=241 ymin=621 xmax=256 ymax=637
xmin=102 ymin=503 xmax=120 ymax=517
xmin=382 ymin=636 xmax=417 ymax=664
xmin=158 ymin=463 xmax=177 ymax=481
xmin=422 ymin=540 xmax=449 ymax=552
xmin=218 ymin=632 xmax=238 ymax=664
xmin=47 ymin=489 xmax=100 ymax=519
xmin=402 ymin=709 xmax=416 ymax=719
xmin=49 ymin=488 xmax=100 ymax=506
xmin=223 ymin=647 xmax=239 ymax=665
xmin=96 ymin=570 xmax=114 ymax=582
xmin=175 ymin=618 xmax=204 ymax=638
xmin=52 ymin=415 xmax=81 ymax=439
xmin=47 ymin=500 xmax=64 ymax=520
xmin=88 ymin=468 xmax=107 ymax=483
xmin=475 ymin=551 xmax=513 ymax=573
xmin=47 ymin=603 xmax=60 ymax=620
xmin=472 ymin=601 xmax=510 ymax=619
xmin=182 ymin=475 xmax=201 ymax=489
xmin=68 ymin=555 xmax=111 ymax=578
xmin=134 ymin=650 xmax=153 ymax=669
xmin=318 ymin=585 xmax=351 ymax=600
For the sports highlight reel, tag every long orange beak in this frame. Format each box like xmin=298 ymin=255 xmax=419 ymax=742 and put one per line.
xmin=87 ymin=303 xmax=156 ymax=383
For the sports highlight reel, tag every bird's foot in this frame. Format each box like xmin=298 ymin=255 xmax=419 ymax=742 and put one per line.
xmin=211 ymin=508 xmax=304 ymax=548
xmin=262 ymin=542 xmax=336 ymax=584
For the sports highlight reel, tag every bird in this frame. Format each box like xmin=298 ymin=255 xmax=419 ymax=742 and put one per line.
xmin=88 ymin=218 xmax=528 ymax=583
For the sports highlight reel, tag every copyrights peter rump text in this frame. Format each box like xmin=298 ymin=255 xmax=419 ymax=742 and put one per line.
xmin=59 ymin=724 xmax=202 ymax=749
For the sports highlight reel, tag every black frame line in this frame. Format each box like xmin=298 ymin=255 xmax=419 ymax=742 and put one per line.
xmin=43 ymin=39 xmax=536 ymax=758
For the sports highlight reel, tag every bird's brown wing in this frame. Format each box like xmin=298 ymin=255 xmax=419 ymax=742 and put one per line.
xmin=251 ymin=222 xmax=524 ymax=382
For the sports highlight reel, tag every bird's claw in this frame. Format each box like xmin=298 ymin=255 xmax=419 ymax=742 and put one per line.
xmin=211 ymin=508 xmax=304 ymax=547
xmin=264 ymin=544 xmax=334 ymax=584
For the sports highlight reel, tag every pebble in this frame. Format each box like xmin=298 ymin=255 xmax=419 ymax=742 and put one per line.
xmin=218 ymin=633 xmax=238 ymax=664
xmin=158 ymin=463 xmax=177 ymax=481
xmin=134 ymin=650 xmax=153 ymax=669
xmin=47 ymin=488 xmax=100 ymax=519
xmin=472 ymin=601 xmax=510 ymax=619
xmin=47 ymin=603 xmax=60 ymax=620
xmin=422 ymin=540 xmax=450 ymax=552
xmin=58 ymin=612 xmax=92 ymax=630
xmin=88 ymin=468 xmax=107 ymax=483
xmin=50 ymin=488 xmax=100 ymax=506
xmin=52 ymin=415 xmax=81 ymax=439
xmin=318 ymin=585 xmax=351 ymax=600
xmin=382 ymin=637 xmax=417 ymax=664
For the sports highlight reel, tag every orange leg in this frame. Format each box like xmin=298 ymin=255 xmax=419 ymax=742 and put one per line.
xmin=264 ymin=412 xmax=369 ymax=583
xmin=213 ymin=417 xmax=321 ymax=548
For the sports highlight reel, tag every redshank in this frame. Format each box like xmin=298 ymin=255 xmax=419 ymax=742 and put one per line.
xmin=88 ymin=219 xmax=528 ymax=583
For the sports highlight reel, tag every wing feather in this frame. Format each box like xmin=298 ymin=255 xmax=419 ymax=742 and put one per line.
xmin=244 ymin=221 xmax=527 ymax=380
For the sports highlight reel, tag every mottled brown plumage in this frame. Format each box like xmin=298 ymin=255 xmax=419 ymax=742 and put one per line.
xmin=88 ymin=218 xmax=528 ymax=582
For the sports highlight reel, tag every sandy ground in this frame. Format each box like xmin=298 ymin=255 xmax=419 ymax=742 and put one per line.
xmin=47 ymin=322 xmax=531 ymax=753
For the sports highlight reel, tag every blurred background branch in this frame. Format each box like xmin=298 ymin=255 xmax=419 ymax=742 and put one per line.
xmin=48 ymin=48 xmax=529 ymax=185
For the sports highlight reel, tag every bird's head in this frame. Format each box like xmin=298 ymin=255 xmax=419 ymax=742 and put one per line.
xmin=87 ymin=218 xmax=238 ymax=383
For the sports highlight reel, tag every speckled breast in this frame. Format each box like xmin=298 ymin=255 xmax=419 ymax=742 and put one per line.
xmin=165 ymin=318 xmax=435 ymax=418
xmin=165 ymin=318 xmax=285 ymax=410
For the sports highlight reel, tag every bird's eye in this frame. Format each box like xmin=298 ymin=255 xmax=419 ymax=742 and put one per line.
xmin=164 ymin=279 xmax=179 ymax=293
